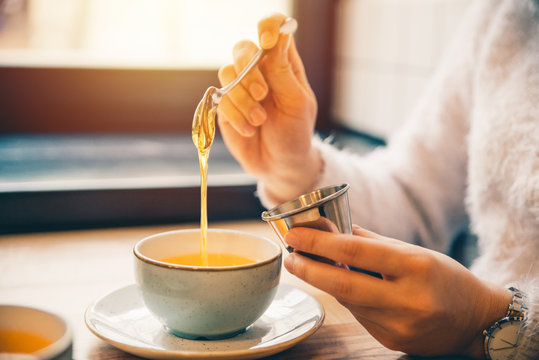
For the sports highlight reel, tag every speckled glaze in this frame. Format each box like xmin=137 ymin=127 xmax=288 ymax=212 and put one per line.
xmin=133 ymin=229 xmax=282 ymax=340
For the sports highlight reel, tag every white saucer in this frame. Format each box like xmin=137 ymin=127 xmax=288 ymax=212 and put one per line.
xmin=85 ymin=283 xmax=324 ymax=359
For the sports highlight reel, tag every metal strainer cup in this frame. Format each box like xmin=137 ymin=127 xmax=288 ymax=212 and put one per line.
xmin=261 ymin=183 xmax=382 ymax=277
xmin=261 ymin=184 xmax=352 ymax=256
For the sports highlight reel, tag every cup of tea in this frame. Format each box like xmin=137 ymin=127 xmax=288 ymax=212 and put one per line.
xmin=133 ymin=229 xmax=282 ymax=340
xmin=0 ymin=305 xmax=72 ymax=360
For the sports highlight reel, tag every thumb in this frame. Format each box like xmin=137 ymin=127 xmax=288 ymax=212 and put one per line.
xmin=261 ymin=33 xmax=308 ymax=100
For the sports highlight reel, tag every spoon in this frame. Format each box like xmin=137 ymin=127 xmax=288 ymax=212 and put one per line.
xmin=211 ymin=17 xmax=298 ymax=105
xmin=192 ymin=17 xmax=297 ymax=151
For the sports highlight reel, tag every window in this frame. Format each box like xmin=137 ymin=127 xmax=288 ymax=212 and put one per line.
xmin=0 ymin=0 xmax=294 ymax=68
xmin=0 ymin=0 xmax=293 ymax=132
xmin=0 ymin=0 xmax=336 ymax=233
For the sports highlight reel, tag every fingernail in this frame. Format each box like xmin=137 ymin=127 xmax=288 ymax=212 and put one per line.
xmin=284 ymin=253 xmax=296 ymax=272
xmin=249 ymin=82 xmax=267 ymax=101
xmin=250 ymin=107 xmax=266 ymax=125
xmin=260 ymin=31 xmax=275 ymax=49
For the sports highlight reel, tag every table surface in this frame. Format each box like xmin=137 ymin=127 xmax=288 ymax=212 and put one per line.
xmin=0 ymin=220 xmax=410 ymax=360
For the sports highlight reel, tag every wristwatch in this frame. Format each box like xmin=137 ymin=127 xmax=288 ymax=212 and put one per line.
xmin=483 ymin=287 xmax=528 ymax=360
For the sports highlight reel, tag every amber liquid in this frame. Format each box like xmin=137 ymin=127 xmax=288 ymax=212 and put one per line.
xmin=192 ymin=88 xmax=217 ymax=267
xmin=161 ymin=253 xmax=256 ymax=267
xmin=0 ymin=329 xmax=52 ymax=353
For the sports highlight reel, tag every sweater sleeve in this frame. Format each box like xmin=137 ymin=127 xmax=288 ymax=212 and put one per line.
xmin=258 ymin=1 xmax=539 ymax=355
xmin=515 ymin=279 xmax=539 ymax=360
xmin=258 ymin=1 xmax=539 ymax=354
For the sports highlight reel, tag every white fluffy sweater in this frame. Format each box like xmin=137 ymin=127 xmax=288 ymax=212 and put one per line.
xmin=259 ymin=0 xmax=538 ymax=357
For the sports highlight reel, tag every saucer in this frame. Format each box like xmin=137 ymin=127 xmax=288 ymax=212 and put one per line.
xmin=85 ymin=283 xmax=324 ymax=359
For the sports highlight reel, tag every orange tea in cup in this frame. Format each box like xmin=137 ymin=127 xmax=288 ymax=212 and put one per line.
xmin=0 ymin=329 xmax=52 ymax=353
xmin=0 ymin=305 xmax=72 ymax=359
xmin=161 ymin=253 xmax=256 ymax=267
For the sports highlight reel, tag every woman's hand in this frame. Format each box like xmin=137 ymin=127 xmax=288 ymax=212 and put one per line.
xmin=217 ymin=14 xmax=321 ymax=202
xmin=284 ymin=225 xmax=512 ymax=357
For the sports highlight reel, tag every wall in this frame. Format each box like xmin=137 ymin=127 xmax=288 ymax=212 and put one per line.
xmin=332 ymin=0 xmax=471 ymax=139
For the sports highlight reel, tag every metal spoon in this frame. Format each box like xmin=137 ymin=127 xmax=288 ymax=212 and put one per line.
xmin=211 ymin=17 xmax=298 ymax=104
xmin=192 ymin=17 xmax=298 ymax=152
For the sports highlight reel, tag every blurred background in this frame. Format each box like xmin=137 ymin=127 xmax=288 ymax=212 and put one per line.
xmin=0 ymin=0 xmax=471 ymax=233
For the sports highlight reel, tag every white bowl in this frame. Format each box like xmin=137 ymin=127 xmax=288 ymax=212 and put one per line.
xmin=133 ymin=228 xmax=282 ymax=340
xmin=0 ymin=305 xmax=72 ymax=360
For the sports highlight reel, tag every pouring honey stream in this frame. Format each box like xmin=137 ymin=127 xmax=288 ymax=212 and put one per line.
xmin=192 ymin=86 xmax=218 ymax=267
xmin=190 ymin=17 xmax=297 ymax=267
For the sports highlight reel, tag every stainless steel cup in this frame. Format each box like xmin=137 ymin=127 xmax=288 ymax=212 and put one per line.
xmin=261 ymin=184 xmax=352 ymax=254
xmin=261 ymin=183 xmax=382 ymax=278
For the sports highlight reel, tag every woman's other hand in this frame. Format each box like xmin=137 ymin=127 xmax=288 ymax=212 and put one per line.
xmin=283 ymin=225 xmax=512 ymax=357
xmin=217 ymin=14 xmax=321 ymax=202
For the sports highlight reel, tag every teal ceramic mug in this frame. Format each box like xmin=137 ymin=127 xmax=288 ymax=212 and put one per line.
xmin=133 ymin=229 xmax=282 ymax=340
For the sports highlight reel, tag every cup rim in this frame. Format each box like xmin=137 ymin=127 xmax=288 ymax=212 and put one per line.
xmin=133 ymin=228 xmax=282 ymax=271
xmin=0 ymin=304 xmax=72 ymax=359
xmin=261 ymin=183 xmax=350 ymax=221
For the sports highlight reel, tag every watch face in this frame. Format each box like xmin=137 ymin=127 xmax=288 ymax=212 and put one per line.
xmin=487 ymin=318 xmax=522 ymax=360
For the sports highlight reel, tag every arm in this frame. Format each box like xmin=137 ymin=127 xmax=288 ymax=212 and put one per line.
xmin=259 ymin=1 xmax=494 ymax=252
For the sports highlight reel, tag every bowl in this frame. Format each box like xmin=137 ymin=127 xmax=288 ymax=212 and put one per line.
xmin=0 ymin=305 xmax=72 ymax=360
xmin=133 ymin=228 xmax=282 ymax=340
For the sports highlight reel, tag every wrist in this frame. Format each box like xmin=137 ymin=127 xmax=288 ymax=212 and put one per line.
xmin=462 ymin=285 xmax=513 ymax=359
xmin=260 ymin=146 xmax=323 ymax=203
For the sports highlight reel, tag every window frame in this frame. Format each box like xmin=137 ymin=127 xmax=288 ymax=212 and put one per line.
xmin=0 ymin=0 xmax=336 ymax=134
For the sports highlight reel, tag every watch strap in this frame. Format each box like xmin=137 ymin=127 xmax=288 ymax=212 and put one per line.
xmin=506 ymin=286 xmax=527 ymax=319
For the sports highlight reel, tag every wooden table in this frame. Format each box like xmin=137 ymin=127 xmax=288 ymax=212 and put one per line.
xmin=0 ymin=220 xmax=408 ymax=359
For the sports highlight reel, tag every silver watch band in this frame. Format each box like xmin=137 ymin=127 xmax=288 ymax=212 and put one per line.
xmin=506 ymin=286 xmax=527 ymax=319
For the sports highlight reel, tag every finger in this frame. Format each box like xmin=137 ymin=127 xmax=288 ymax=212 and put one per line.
xmin=216 ymin=116 xmax=256 ymax=157
xmin=258 ymin=13 xmax=287 ymax=49
xmin=218 ymin=65 xmax=260 ymax=133
xmin=284 ymin=228 xmax=407 ymax=276
xmin=284 ymin=252 xmax=393 ymax=307
xmin=219 ymin=67 xmax=267 ymax=127
xmin=352 ymin=225 xmax=402 ymax=245
xmin=215 ymin=94 xmax=255 ymax=137
xmin=261 ymin=32 xmax=306 ymax=101
xmin=352 ymin=224 xmax=381 ymax=238
xmin=286 ymin=36 xmax=311 ymax=91
xmin=231 ymin=41 xmax=268 ymax=102
xmin=256 ymin=14 xmax=312 ymax=102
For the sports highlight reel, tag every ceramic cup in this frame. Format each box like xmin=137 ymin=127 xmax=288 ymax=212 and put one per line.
xmin=0 ymin=305 xmax=72 ymax=360
xmin=133 ymin=229 xmax=282 ymax=340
